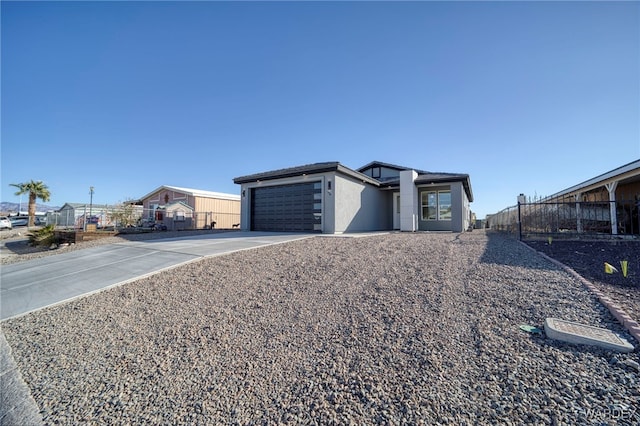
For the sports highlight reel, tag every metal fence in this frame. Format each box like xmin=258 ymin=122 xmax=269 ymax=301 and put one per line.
xmin=140 ymin=209 xmax=241 ymax=231
xmin=47 ymin=205 xmax=241 ymax=231
xmin=489 ymin=197 xmax=640 ymax=240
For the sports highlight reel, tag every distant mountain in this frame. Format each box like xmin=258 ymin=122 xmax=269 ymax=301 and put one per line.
xmin=0 ymin=202 xmax=60 ymax=213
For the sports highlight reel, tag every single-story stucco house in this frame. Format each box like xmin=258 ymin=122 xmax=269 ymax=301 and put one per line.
xmin=233 ymin=161 xmax=473 ymax=233
xmin=136 ymin=185 xmax=241 ymax=229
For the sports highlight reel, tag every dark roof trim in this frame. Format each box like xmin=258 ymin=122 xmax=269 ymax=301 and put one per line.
xmin=379 ymin=172 xmax=473 ymax=202
xmin=415 ymin=173 xmax=474 ymax=202
xmin=414 ymin=172 xmax=469 ymax=183
xmin=233 ymin=162 xmax=381 ymax=186
xmin=357 ymin=160 xmax=429 ymax=175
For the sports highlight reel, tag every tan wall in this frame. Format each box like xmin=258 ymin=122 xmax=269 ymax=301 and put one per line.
xmin=194 ymin=197 xmax=241 ymax=229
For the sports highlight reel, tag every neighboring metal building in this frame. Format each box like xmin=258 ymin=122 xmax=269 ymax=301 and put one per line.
xmin=542 ymin=159 xmax=640 ymax=235
xmin=488 ymin=159 xmax=640 ymax=237
xmin=233 ymin=161 xmax=474 ymax=234
xmin=544 ymin=159 xmax=640 ymax=203
xmin=136 ymin=185 xmax=241 ymax=229
xmin=48 ymin=203 xmax=112 ymax=228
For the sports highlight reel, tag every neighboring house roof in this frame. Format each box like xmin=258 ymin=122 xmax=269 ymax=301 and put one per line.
xmin=546 ymin=159 xmax=640 ymax=200
xmin=138 ymin=185 xmax=240 ymax=202
xmin=233 ymin=162 xmax=381 ymax=186
xmin=55 ymin=203 xmax=108 ymax=212
xmin=56 ymin=203 xmax=89 ymax=211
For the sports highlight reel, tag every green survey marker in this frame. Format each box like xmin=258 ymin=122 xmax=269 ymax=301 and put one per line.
xmin=519 ymin=324 xmax=543 ymax=335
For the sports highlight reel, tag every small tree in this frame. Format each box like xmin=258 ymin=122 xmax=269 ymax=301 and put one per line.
xmin=10 ymin=180 xmax=51 ymax=227
xmin=110 ymin=200 xmax=141 ymax=228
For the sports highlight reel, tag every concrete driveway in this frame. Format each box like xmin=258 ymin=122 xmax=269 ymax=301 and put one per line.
xmin=1 ymin=231 xmax=312 ymax=321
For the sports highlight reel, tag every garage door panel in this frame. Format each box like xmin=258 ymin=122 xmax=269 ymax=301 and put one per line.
xmin=251 ymin=182 xmax=322 ymax=232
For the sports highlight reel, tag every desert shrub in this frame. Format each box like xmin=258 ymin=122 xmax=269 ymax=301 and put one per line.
xmin=27 ymin=224 xmax=57 ymax=247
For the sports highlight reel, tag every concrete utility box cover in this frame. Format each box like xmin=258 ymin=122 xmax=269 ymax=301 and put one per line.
xmin=544 ymin=318 xmax=635 ymax=353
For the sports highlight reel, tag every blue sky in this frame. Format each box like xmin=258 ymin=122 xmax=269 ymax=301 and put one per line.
xmin=2 ymin=1 xmax=638 ymax=219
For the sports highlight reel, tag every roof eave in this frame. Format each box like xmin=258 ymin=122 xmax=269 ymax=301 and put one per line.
xmin=415 ymin=174 xmax=474 ymax=202
xmin=233 ymin=162 xmax=340 ymax=184
xmin=356 ymin=160 xmax=430 ymax=175
xmin=234 ymin=162 xmax=380 ymax=187
xmin=138 ymin=185 xmax=239 ymax=202
xmin=544 ymin=159 xmax=640 ymax=200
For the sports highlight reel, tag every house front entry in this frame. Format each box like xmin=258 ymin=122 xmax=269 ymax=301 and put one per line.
xmin=393 ymin=192 xmax=400 ymax=230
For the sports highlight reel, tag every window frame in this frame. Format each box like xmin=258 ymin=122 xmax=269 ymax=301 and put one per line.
xmin=438 ymin=191 xmax=452 ymax=221
xmin=421 ymin=190 xmax=452 ymax=221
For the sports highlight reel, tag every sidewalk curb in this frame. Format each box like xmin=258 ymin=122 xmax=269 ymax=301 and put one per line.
xmin=0 ymin=329 xmax=43 ymax=426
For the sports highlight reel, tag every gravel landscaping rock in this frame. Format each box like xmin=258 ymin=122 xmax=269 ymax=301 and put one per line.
xmin=2 ymin=231 xmax=639 ymax=424
xmin=527 ymin=239 xmax=640 ymax=325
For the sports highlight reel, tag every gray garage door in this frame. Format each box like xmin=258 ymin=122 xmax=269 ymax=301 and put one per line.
xmin=251 ymin=182 xmax=322 ymax=232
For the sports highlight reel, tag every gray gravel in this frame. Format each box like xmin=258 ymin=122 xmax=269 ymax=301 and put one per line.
xmin=2 ymin=231 xmax=639 ymax=425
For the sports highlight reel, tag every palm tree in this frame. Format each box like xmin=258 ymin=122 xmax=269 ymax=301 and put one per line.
xmin=10 ymin=180 xmax=51 ymax=227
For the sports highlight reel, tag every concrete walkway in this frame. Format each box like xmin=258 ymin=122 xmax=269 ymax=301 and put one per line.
xmin=0 ymin=231 xmax=313 ymax=424
xmin=1 ymin=231 xmax=312 ymax=321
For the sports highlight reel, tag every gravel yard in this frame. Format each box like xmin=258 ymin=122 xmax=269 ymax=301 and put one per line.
xmin=2 ymin=231 xmax=639 ymax=424
xmin=527 ymin=239 xmax=640 ymax=325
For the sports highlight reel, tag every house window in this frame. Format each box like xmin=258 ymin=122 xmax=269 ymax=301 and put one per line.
xmin=421 ymin=191 xmax=451 ymax=221
xmin=422 ymin=192 xmax=437 ymax=220
xmin=438 ymin=191 xmax=451 ymax=220
xmin=372 ymin=167 xmax=381 ymax=178
xmin=175 ymin=210 xmax=185 ymax=222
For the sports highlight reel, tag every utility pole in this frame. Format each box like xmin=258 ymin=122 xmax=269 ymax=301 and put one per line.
xmin=89 ymin=186 xmax=94 ymax=228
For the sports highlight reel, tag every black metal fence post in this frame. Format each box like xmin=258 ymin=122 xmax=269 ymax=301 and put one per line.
xmin=517 ymin=201 xmax=522 ymax=241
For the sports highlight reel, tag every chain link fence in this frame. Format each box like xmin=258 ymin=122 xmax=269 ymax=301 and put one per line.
xmin=46 ymin=205 xmax=240 ymax=231
xmin=139 ymin=208 xmax=240 ymax=231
